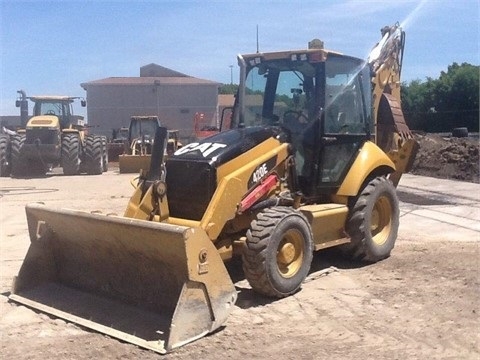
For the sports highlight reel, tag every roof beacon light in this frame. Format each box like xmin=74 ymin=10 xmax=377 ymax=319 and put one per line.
xmin=308 ymin=39 xmax=324 ymax=49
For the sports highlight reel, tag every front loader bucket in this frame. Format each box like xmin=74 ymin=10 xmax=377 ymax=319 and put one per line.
xmin=118 ymin=154 xmax=151 ymax=173
xmin=9 ymin=203 xmax=237 ymax=354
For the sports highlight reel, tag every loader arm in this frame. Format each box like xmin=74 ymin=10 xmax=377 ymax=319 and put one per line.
xmin=124 ymin=126 xmax=169 ymax=220
xmin=199 ymin=138 xmax=290 ymax=240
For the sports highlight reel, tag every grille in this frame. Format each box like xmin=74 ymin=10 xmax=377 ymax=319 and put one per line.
xmin=166 ymin=159 xmax=216 ymax=221
xmin=26 ymin=128 xmax=59 ymax=145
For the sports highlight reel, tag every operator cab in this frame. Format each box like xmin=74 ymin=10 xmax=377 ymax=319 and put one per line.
xmin=29 ymin=96 xmax=85 ymax=129
xmin=128 ymin=116 xmax=161 ymax=143
xmin=231 ymin=48 xmax=373 ymax=198
xmin=34 ymin=100 xmax=71 ymax=129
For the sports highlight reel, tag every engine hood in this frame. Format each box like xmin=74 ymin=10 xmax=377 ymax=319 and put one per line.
xmin=171 ymin=126 xmax=278 ymax=167
xmin=26 ymin=115 xmax=60 ymax=128
xmin=165 ymin=126 xmax=279 ymax=221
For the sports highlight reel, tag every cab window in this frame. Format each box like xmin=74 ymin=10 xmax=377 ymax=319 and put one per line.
xmin=324 ymin=56 xmax=370 ymax=135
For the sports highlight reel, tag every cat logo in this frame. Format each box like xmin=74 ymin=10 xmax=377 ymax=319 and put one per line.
xmin=174 ymin=142 xmax=227 ymax=158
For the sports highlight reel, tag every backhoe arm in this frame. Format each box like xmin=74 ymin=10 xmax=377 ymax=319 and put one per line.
xmin=369 ymin=23 xmax=418 ymax=186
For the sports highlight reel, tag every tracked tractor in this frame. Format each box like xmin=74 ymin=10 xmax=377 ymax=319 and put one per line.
xmin=6 ymin=94 xmax=107 ymax=176
xmin=9 ymin=24 xmax=418 ymax=353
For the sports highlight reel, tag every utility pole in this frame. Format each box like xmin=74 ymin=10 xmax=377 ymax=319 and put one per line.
xmin=229 ymin=65 xmax=233 ymax=84
xmin=154 ymin=80 xmax=160 ymax=117
xmin=256 ymin=24 xmax=259 ymax=53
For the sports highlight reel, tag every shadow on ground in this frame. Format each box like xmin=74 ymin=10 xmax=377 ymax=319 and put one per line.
xmin=227 ymin=247 xmax=370 ymax=309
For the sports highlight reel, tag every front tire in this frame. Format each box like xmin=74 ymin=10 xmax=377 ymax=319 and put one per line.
xmin=341 ymin=176 xmax=399 ymax=262
xmin=61 ymin=133 xmax=81 ymax=175
xmin=0 ymin=134 xmax=11 ymax=177
xmin=83 ymin=135 xmax=103 ymax=175
xmin=10 ymin=134 xmax=26 ymax=177
xmin=243 ymin=207 xmax=314 ymax=298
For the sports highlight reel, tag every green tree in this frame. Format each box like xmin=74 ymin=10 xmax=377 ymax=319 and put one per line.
xmin=401 ymin=62 xmax=479 ymax=132
xmin=219 ymin=84 xmax=238 ymax=94
xmin=402 ymin=78 xmax=436 ymax=130
xmin=433 ymin=63 xmax=479 ymax=131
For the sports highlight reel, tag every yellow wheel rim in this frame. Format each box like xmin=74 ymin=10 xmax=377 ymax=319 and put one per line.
xmin=276 ymin=229 xmax=304 ymax=278
xmin=371 ymin=195 xmax=392 ymax=246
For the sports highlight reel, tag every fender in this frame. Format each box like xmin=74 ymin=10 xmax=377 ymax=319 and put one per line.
xmin=62 ymin=129 xmax=80 ymax=133
xmin=336 ymin=141 xmax=395 ymax=197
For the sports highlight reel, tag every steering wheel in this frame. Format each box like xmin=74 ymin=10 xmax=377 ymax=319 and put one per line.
xmin=282 ymin=110 xmax=309 ymax=135
xmin=46 ymin=110 xmax=55 ymax=115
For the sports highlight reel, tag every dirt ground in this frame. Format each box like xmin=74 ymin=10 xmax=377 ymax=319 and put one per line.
xmin=2 ymin=241 xmax=478 ymax=360
xmin=0 ymin=134 xmax=479 ymax=359
xmin=411 ymin=132 xmax=479 ymax=184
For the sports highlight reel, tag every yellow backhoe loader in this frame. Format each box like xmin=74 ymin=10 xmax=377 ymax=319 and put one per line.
xmin=118 ymin=115 xmax=161 ymax=173
xmin=9 ymin=23 xmax=418 ymax=353
xmin=118 ymin=115 xmax=181 ymax=173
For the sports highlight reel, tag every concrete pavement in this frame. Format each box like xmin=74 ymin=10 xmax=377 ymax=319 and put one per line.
xmin=1 ymin=171 xmax=478 ymax=260
xmin=397 ymin=174 xmax=480 ymax=242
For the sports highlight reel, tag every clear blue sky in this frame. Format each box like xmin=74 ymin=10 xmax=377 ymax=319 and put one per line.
xmin=1 ymin=0 xmax=478 ymax=118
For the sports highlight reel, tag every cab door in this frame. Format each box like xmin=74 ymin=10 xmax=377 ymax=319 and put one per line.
xmin=306 ymin=57 xmax=372 ymax=196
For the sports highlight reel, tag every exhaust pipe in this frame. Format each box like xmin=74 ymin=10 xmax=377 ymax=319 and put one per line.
xmin=16 ymin=90 xmax=29 ymax=127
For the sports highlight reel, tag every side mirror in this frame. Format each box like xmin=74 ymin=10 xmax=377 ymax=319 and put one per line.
xmin=81 ymin=100 xmax=86 ymax=107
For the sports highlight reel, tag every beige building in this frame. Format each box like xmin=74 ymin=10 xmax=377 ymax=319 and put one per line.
xmin=81 ymin=64 xmax=221 ymax=141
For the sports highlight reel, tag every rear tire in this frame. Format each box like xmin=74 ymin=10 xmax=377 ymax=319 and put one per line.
xmin=243 ymin=207 xmax=314 ymax=298
xmin=0 ymin=134 xmax=11 ymax=177
xmin=10 ymin=134 xmax=26 ymax=177
xmin=83 ymin=135 xmax=103 ymax=175
xmin=341 ymin=176 xmax=399 ymax=262
xmin=451 ymin=127 xmax=468 ymax=138
xmin=61 ymin=133 xmax=81 ymax=175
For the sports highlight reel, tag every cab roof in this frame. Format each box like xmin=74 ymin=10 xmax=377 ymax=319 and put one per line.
xmin=240 ymin=47 xmax=362 ymax=64
xmin=28 ymin=96 xmax=79 ymax=102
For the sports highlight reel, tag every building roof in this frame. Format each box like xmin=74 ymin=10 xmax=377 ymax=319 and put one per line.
xmin=140 ymin=63 xmax=189 ymax=78
xmin=81 ymin=76 xmax=219 ymax=88
xmin=81 ymin=63 xmax=220 ymax=88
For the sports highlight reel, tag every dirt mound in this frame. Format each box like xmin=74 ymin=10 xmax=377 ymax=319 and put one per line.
xmin=410 ymin=132 xmax=479 ymax=183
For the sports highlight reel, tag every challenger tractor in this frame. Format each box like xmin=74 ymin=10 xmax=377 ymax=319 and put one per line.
xmin=1 ymin=94 xmax=107 ymax=177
